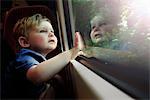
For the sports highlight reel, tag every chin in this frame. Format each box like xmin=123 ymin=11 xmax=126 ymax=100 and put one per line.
xmin=49 ymin=46 xmax=57 ymax=50
xmin=94 ymin=38 xmax=102 ymax=43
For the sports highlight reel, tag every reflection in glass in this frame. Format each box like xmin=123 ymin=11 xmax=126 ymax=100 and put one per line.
xmin=72 ymin=0 xmax=149 ymax=64
xmin=72 ymin=0 xmax=149 ymax=99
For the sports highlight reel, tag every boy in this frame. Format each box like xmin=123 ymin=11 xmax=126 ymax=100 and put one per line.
xmin=84 ymin=14 xmax=139 ymax=65
xmin=89 ymin=15 xmax=119 ymax=49
xmin=5 ymin=14 xmax=83 ymax=99
xmin=84 ymin=14 xmax=148 ymax=67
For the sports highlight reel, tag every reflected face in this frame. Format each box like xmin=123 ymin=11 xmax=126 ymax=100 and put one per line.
xmin=28 ymin=20 xmax=58 ymax=55
xmin=90 ymin=22 xmax=114 ymax=44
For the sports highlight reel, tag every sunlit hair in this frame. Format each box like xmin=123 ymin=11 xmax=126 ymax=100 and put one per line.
xmin=13 ymin=14 xmax=50 ymax=39
xmin=13 ymin=14 xmax=50 ymax=49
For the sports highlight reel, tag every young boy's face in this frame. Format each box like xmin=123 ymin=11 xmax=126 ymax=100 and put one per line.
xmin=28 ymin=20 xmax=58 ymax=54
xmin=90 ymin=22 xmax=114 ymax=44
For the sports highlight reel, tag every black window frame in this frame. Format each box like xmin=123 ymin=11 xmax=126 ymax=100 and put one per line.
xmin=76 ymin=56 xmax=149 ymax=99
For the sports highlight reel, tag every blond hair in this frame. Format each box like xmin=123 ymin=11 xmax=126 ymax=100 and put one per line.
xmin=13 ymin=14 xmax=50 ymax=49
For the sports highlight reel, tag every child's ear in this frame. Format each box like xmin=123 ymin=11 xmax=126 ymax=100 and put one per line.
xmin=18 ymin=36 xmax=30 ymax=48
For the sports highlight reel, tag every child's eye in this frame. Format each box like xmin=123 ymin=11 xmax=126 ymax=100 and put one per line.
xmin=99 ymin=23 xmax=107 ymax=27
xmin=39 ymin=30 xmax=47 ymax=33
xmin=92 ymin=26 xmax=96 ymax=29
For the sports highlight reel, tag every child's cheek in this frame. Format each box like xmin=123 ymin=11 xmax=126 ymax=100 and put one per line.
xmin=34 ymin=37 xmax=45 ymax=45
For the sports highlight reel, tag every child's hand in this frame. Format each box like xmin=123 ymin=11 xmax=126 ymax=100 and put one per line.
xmin=71 ymin=32 xmax=85 ymax=60
xmin=74 ymin=32 xmax=85 ymax=51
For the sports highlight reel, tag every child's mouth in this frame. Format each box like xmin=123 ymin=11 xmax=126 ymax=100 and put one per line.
xmin=48 ymin=40 xmax=55 ymax=43
xmin=94 ymin=33 xmax=103 ymax=39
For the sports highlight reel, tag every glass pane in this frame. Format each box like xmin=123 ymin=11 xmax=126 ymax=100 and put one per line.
xmin=72 ymin=0 xmax=149 ymax=98
xmin=72 ymin=0 xmax=149 ymax=67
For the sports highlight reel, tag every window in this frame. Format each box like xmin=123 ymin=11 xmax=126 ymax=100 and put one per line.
xmin=70 ymin=0 xmax=149 ymax=99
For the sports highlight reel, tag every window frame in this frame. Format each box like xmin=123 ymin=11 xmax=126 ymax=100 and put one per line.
xmin=75 ymin=56 xmax=149 ymax=98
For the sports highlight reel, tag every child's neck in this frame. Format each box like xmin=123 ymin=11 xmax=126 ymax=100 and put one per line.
xmin=36 ymin=49 xmax=53 ymax=57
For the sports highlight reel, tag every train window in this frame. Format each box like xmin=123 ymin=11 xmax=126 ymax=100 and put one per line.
xmin=70 ymin=0 xmax=149 ymax=99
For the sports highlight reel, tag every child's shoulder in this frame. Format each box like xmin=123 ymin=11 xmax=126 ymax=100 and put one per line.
xmin=16 ymin=48 xmax=46 ymax=63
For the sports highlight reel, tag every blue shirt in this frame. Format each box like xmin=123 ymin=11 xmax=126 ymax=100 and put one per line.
xmin=4 ymin=49 xmax=47 ymax=99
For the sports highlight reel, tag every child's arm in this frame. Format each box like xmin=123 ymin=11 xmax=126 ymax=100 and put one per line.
xmin=26 ymin=32 xmax=84 ymax=84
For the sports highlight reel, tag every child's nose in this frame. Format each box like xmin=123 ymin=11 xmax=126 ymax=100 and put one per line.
xmin=94 ymin=26 xmax=102 ymax=32
xmin=48 ymin=32 xmax=54 ymax=37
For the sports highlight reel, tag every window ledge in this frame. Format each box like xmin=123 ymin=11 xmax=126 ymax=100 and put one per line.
xmin=70 ymin=60 xmax=134 ymax=99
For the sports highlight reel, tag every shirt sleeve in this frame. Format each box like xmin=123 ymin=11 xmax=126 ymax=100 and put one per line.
xmin=15 ymin=55 xmax=39 ymax=77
